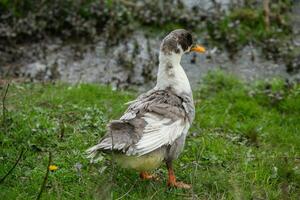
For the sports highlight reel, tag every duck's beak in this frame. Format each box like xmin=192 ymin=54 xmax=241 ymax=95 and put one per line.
xmin=190 ymin=45 xmax=206 ymax=53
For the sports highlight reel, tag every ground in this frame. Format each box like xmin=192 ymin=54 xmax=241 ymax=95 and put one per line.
xmin=1 ymin=71 xmax=300 ymax=199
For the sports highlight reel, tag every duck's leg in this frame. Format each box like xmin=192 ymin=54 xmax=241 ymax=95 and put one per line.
xmin=139 ymin=172 xmax=158 ymax=180
xmin=166 ymin=161 xmax=191 ymax=189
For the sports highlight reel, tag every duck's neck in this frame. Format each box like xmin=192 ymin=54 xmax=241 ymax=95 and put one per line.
xmin=155 ymin=52 xmax=191 ymax=95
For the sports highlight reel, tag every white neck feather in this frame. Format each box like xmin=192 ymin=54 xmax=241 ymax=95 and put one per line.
xmin=155 ymin=52 xmax=191 ymax=95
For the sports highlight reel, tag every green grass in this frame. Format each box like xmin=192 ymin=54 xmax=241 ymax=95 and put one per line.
xmin=1 ymin=71 xmax=300 ymax=199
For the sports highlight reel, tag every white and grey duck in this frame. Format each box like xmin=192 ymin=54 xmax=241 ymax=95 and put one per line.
xmin=87 ymin=29 xmax=206 ymax=189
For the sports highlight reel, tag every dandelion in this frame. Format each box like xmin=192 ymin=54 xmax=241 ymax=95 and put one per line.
xmin=49 ymin=165 xmax=58 ymax=171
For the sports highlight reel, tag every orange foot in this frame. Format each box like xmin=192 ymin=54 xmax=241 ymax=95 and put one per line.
xmin=140 ymin=172 xmax=159 ymax=181
xmin=167 ymin=180 xmax=192 ymax=189
xmin=167 ymin=163 xmax=191 ymax=189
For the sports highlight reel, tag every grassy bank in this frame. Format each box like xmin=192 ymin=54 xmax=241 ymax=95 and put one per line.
xmin=0 ymin=0 xmax=293 ymax=45
xmin=1 ymin=71 xmax=300 ymax=199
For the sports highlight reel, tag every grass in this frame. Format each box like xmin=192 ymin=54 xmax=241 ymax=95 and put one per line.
xmin=1 ymin=71 xmax=300 ymax=199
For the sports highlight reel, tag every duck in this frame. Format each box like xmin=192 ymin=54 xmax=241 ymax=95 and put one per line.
xmin=86 ymin=29 xmax=206 ymax=189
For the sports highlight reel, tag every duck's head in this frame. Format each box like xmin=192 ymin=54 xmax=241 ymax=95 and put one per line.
xmin=160 ymin=29 xmax=206 ymax=56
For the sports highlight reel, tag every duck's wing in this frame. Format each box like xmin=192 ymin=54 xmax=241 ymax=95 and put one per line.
xmin=86 ymin=89 xmax=194 ymax=157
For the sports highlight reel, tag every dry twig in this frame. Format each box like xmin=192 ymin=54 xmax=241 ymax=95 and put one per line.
xmin=263 ymin=0 xmax=270 ymax=30
xmin=2 ymin=82 xmax=10 ymax=124
xmin=115 ymin=180 xmax=138 ymax=200
xmin=120 ymin=0 xmax=136 ymax=8
xmin=36 ymin=152 xmax=52 ymax=200
xmin=0 ymin=148 xmax=25 ymax=184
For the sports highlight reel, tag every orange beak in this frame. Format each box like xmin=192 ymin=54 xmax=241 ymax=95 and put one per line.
xmin=190 ymin=45 xmax=206 ymax=53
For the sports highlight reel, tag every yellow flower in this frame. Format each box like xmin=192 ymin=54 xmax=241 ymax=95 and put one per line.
xmin=49 ymin=165 xmax=58 ymax=171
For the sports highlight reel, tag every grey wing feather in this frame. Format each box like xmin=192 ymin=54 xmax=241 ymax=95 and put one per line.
xmin=86 ymin=89 xmax=194 ymax=157
xmin=181 ymin=93 xmax=195 ymax=123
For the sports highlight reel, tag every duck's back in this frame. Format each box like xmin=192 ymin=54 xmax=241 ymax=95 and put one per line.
xmin=86 ymin=89 xmax=194 ymax=162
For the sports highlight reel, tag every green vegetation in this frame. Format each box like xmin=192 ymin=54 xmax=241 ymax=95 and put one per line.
xmin=1 ymin=0 xmax=297 ymax=67
xmin=0 ymin=0 xmax=198 ymax=44
xmin=207 ymin=1 xmax=293 ymax=53
xmin=1 ymin=71 xmax=300 ymax=199
xmin=0 ymin=0 xmax=293 ymax=45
